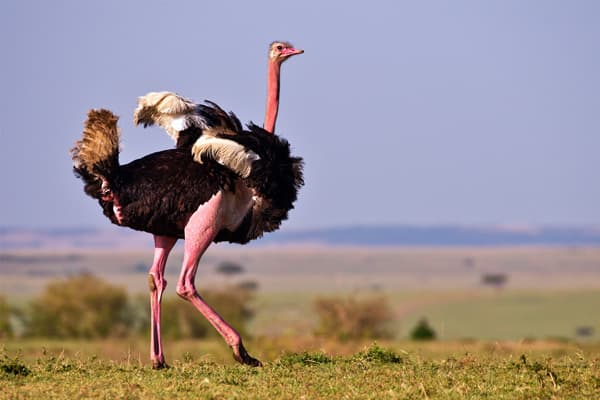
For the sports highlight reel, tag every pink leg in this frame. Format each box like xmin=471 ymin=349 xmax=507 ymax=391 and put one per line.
xmin=148 ymin=235 xmax=177 ymax=369
xmin=175 ymin=195 xmax=261 ymax=366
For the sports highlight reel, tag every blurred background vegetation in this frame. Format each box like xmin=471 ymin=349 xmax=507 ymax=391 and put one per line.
xmin=0 ymin=274 xmax=398 ymax=342
xmin=1 ymin=247 xmax=599 ymax=344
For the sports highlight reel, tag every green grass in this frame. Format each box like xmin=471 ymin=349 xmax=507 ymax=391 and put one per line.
xmin=2 ymin=342 xmax=599 ymax=399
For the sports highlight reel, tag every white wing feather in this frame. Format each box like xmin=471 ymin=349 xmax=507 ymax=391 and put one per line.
xmin=192 ymin=136 xmax=260 ymax=178
xmin=134 ymin=91 xmax=259 ymax=177
xmin=133 ymin=91 xmax=208 ymax=142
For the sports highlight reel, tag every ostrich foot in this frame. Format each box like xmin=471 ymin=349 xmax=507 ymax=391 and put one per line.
xmin=231 ymin=342 xmax=262 ymax=367
xmin=152 ymin=359 xmax=169 ymax=370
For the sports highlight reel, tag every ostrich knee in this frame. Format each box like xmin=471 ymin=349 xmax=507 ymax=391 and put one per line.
xmin=149 ymin=272 xmax=167 ymax=295
xmin=175 ymin=277 xmax=196 ymax=301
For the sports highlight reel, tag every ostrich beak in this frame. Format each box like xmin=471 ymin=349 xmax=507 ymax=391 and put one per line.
xmin=284 ymin=48 xmax=304 ymax=57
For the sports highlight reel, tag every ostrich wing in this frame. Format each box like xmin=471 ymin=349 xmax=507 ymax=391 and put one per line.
xmin=134 ymin=92 xmax=259 ymax=178
xmin=133 ymin=91 xmax=210 ymax=141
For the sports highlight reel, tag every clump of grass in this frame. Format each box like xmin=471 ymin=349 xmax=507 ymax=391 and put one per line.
xmin=278 ymin=351 xmax=332 ymax=366
xmin=513 ymin=354 xmax=560 ymax=388
xmin=353 ymin=343 xmax=402 ymax=364
xmin=1 ymin=351 xmax=31 ymax=377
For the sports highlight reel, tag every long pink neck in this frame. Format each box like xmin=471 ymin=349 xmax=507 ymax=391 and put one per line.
xmin=264 ymin=60 xmax=281 ymax=134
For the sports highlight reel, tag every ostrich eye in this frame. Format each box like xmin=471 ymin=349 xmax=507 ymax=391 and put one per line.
xmin=276 ymin=45 xmax=283 ymax=51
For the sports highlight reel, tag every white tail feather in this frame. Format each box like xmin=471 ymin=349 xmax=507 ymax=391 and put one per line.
xmin=192 ymin=136 xmax=260 ymax=178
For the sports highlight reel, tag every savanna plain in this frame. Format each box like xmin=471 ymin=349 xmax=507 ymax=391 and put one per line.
xmin=1 ymin=245 xmax=600 ymax=399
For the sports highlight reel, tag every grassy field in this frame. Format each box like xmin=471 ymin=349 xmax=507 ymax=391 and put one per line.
xmin=2 ymin=339 xmax=599 ymax=399
xmin=2 ymin=246 xmax=600 ymax=398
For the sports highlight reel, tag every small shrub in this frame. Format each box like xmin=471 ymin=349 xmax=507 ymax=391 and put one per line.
xmin=0 ymin=352 xmax=30 ymax=377
xmin=575 ymin=326 xmax=594 ymax=339
xmin=215 ymin=261 xmax=245 ymax=277
xmin=25 ymin=274 xmax=130 ymax=338
xmin=353 ymin=343 xmax=402 ymax=364
xmin=313 ymin=295 xmax=393 ymax=341
xmin=481 ymin=273 xmax=508 ymax=289
xmin=0 ymin=296 xmax=13 ymax=339
xmin=410 ymin=318 xmax=436 ymax=341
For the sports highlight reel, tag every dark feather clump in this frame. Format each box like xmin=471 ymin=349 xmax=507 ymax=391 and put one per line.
xmin=111 ymin=149 xmax=236 ymax=238
xmin=198 ymin=101 xmax=244 ymax=134
xmin=175 ymin=128 xmax=203 ymax=148
xmin=213 ymin=123 xmax=304 ymax=243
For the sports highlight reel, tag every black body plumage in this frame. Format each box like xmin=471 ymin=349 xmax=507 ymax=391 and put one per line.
xmin=72 ymin=104 xmax=303 ymax=244
xmin=108 ymin=150 xmax=236 ymax=238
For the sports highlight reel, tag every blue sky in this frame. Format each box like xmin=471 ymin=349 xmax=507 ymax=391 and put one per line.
xmin=1 ymin=1 xmax=598 ymax=230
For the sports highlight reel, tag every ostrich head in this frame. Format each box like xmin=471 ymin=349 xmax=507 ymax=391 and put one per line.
xmin=269 ymin=41 xmax=304 ymax=64
xmin=264 ymin=41 xmax=303 ymax=133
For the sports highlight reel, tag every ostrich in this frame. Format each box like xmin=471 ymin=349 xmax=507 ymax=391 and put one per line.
xmin=71 ymin=42 xmax=303 ymax=368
